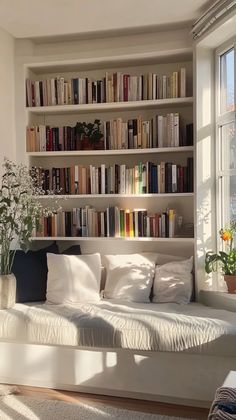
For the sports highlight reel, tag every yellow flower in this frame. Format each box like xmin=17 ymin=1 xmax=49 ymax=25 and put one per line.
xmin=220 ymin=229 xmax=232 ymax=241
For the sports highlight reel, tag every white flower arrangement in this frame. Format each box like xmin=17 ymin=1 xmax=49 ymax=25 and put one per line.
xmin=0 ymin=159 xmax=58 ymax=275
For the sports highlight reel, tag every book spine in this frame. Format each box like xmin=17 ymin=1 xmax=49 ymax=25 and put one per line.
xmin=157 ymin=116 xmax=163 ymax=148
xmin=165 ymin=162 xmax=172 ymax=193
xmin=160 ymin=162 xmax=165 ymax=193
xmin=162 ymin=75 xmax=167 ymax=99
xmin=161 ymin=213 xmax=166 ymax=237
xmin=72 ymin=78 xmax=78 ymax=104
xmin=123 ymin=75 xmax=129 ymax=101
xmin=50 ymin=79 xmax=56 ymax=105
xmin=142 ymin=163 xmax=147 ymax=194
xmin=187 ymin=157 xmax=194 ymax=192
xmin=180 ymin=67 xmax=186 ymax=98
xmin=148 ymin=73 xmax=152 ymax=100
xmin=35 ymin=81 xmax=40 ymax=106
xmin=172 ymin=164 xmax=177 ymax=193
xmin=168 ymin=209 xmax=175 ymax=238
xmin=125 ymin=210 xmax=130 ymax=236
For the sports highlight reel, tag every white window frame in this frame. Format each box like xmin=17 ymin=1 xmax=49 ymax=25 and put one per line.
xmin=215 ymin=37 xmax=236 ymax=250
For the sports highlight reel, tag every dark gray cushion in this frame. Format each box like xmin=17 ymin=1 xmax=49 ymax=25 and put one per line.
xmin=61 ymin=245 xmax=81 ymax=255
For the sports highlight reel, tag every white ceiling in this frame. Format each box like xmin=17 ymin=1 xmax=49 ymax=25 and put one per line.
xmin=0 ymin=0 xmax=213 ymax=39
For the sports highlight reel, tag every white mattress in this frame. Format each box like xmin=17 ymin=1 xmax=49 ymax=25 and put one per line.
xmin=0 ymin=300 xmax=236 ymax=356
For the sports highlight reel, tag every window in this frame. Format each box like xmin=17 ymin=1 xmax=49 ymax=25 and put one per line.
xmin=220 ymin=48 xmax=234 ymax=113
xmin=216 ymin=43 xmax=236 ymax=233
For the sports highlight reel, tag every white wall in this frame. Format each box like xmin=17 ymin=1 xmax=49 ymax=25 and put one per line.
xmin=0 ymin=0 xmax=209 ymax=39
xmin=0 ymin=27 xmax=15 ymax=175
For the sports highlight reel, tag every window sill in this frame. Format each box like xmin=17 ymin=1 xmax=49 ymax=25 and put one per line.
xmin=199 ymin=290 xmax=236 ymax=313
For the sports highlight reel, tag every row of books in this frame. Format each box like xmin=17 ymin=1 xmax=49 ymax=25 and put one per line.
xmin=26 ymin=69 xmax=187 ymax=107
xmin=34 ymin=207 xmax=177 ymax=238
xmin=35 ymin=158 xmax=193 ymax=195
xmin=26 ymin=117 xmax=193 ymax=152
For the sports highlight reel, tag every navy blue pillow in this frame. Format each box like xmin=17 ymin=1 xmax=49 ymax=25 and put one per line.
xmin=61 ymin=245 xmax=81 ymax=255
xmin=12 ymin=243 xmax=59 ymax=303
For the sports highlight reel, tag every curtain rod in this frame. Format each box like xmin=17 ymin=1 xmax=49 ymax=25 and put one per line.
xmin=192 ymin=0 xmax=236 ymax=39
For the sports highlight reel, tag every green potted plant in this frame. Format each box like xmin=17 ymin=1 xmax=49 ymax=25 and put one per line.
xmin=0 ymin=159 xmax=54 ymax=309
xmin=205 ymin=220 xmax=236 ymax=293
xmin=75 ymin=119 xmax=104 ymax=150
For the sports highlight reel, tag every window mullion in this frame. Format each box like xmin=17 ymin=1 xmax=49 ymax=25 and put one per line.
xmin=234 ymin=41 xmax=236 ymax=112
xmin=215 ymin=47 xmax=221 ymax=252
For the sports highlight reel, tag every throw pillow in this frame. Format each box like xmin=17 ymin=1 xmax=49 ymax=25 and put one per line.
xmin=61 ymin=245 xmax=81 ymax=255
xmin=12 ymin=242 xmax=59 ymax=303
xmin=154 ymin=252 xmax=184 ymax=265
xmin=46 ymin=253 xmax=101 ymax=304
xmin=152 ymin=257 xmax=193 ymax=304
xmin=102 ymin=253 xmax=156 ymax=303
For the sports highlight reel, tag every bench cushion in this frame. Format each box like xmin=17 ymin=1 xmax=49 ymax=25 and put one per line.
xmin=1 ymin=301 xmax=236 ymax=357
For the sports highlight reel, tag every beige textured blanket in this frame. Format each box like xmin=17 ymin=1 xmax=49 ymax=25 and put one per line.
xmin=0 ymin=301 xmax=236 ymax=355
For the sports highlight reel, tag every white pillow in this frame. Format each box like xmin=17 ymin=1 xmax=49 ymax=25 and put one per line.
xmin=46 ymin=253 xmax=101 ymax=304
xmin=154 ymin=253 xmax=184 ymax=265
xmin=102 ymin=253 xmax=156 ymax=303
xmin=152 ymin=257 xmax=193 ymax=304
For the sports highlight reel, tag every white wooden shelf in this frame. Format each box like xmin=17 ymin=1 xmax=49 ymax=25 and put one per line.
xmin=26 ymin=97 xmax=194 ymax=115
xmin=27 ymin=146 xmax=194 ymax=157
xmin=27 ymin=48 xmax=193 ymax=74
xmin=31 ymin=237 xmax=195 ymax=242
xmin=38 ymin=193 xmax=194 ymax=199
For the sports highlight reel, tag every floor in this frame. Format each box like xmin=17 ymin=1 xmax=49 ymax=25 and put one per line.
xmin=14 ymin=385 xmax=209 ymax=419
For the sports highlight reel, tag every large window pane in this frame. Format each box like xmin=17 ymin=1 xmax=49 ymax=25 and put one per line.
xmin=230 ymin=175 xmax=236 ymax=220
xmin=220 ymin=121 xmax=236 ymax=170
xmin=220 ymin=48 xmax=235 ymax=113
xmin=221 ymin=175 xmax=236 ymax=223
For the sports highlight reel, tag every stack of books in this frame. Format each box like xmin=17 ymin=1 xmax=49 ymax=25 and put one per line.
xmin=35 ymin=206 xmax=177 ymax=238
xmin=35 ymin=158 xmax=193 ymax=195
xmin=26 ymin=68 xmax=186 ymax=107
xmin=26 ymin=114 xmax=194 ymax=152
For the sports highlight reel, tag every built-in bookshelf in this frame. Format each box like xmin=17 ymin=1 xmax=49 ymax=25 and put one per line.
xmin=23 ymin=47 xmax=194 ymax=247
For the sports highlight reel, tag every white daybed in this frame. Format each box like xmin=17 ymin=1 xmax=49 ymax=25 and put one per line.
xmin=0 ymin=299 xmax=236 ymax=407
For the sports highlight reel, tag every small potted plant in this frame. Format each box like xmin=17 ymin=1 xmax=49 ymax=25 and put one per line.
xmin=0 ymin=159 xmax=54 ymax=309
xmin=75 ymin=119 xmax=104 ymax=150
xmin=205 ymin=220 xmax=236 ymax=293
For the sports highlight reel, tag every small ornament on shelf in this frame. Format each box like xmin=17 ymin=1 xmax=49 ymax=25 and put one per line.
xmin=174 ymin=216 xmax=194 ymax=238
xmin=75 ymin=119 xmax=104 ymax=150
